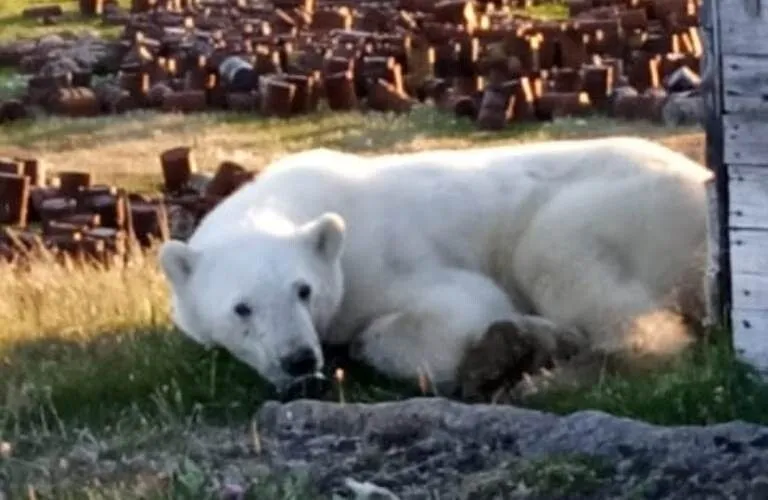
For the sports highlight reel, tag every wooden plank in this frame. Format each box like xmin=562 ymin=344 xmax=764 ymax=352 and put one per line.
xmin=730 ymin=228 xmax=768 ymax=275
xmin=705 ymin=178 xmax=723 ymax=327
xmin=721 ymin=0 xmax=768 ymax=55
xmin=728 ymin=165 xmax=768 ymax=229
xmin=702 ymin=0 xmax=732 ymax=322
xmin=733 ymin=308 xmax=768 ymax=374
xmin=723 ymin=116 xmax=768 ymax=165
xmin=723 ymin=54 xmax=768 ymax=113
xmin=731 ymin=273 xmax=768 ymax=310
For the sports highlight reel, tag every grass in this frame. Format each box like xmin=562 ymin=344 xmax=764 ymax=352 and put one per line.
xmin=0 ymin=0 xmax=125 ymax=42
xmin=0 ymin=0 xmax=764 ymax=495
xmin=0 ymin=105 xmax=760 ymax=497
xmin=461 ymin=454 xmax=615 ymax=498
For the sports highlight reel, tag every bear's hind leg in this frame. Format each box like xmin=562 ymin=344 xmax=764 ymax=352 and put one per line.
xmin=509 ymin=256 xmax=699 ymax=401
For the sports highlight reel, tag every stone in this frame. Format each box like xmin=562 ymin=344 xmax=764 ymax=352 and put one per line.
xmin=253 ymin=397 xmax=768 ymax=499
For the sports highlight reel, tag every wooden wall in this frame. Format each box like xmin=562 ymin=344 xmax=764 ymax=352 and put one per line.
xmin=705 ymin=0 xmax=768 ymax=371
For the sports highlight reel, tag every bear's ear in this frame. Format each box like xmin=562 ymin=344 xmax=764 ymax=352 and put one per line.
xmin=300 ymin=212 xmax=346 ymax=262
xmin=158 ymin=240 xmax=199 ymax=288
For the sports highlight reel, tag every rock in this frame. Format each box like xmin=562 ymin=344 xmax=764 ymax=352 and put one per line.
xmin=344 ymin=478 xmax=401 ymax=499
xmin=254 ymin=397 xmax=768 ymax=499
xmin=67 ymin=444 xmax=99 ymax=466
xmin=750 ymin=476 xmax=768 ymax=500
xmin=661 ymin=90 xmax=704 ymax=127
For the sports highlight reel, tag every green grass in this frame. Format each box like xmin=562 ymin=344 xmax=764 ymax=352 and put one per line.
xmin=461 ymin=454 xmax=615 ymax=498
xmin=0 ymin=0 xmax=760 ymax=496
xmin=0 ymin=0 xmax=125 ymax=41
xmin=513 ymin=0 xmax=569 ymax=20
xmin=0 ymin=104 xmax=744 ymax=497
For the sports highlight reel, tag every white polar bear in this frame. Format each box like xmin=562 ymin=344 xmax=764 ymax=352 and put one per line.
xmin=158 ymin=136 xmax=715 ymax=399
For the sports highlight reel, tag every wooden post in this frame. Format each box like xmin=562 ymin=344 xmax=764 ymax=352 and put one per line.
xmin=700 ymin=0 xmax=731 ymax=330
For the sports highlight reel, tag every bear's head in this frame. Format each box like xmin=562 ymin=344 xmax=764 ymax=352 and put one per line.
xmin=157 ymin=212 xmax=346 ymax=393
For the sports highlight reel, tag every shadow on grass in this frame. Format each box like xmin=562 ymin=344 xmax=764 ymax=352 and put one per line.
xmin=0 ymin=324 xmax=420 ymax=436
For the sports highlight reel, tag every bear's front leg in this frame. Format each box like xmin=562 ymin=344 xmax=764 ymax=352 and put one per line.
xmin=455 ymin=316 xmax=588 ymax=402
xmin=350 ymin=269 xmax=520 ymax=395
xmin=349 ymin=269 xmax=588 ymax=400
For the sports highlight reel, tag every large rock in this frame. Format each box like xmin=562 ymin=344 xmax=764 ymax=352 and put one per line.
xmin=255 ymin=397 xmax=768 ymax=499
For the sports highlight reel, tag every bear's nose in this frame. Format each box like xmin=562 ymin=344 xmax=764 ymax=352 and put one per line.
xmin=279 ymin=347 xmax=318 ymax=377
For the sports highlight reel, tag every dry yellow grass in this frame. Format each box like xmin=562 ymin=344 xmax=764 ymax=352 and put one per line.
xmin=0 ymin=108 xmax=706 ymax=191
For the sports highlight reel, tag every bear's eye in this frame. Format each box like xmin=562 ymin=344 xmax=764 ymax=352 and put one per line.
xmin=233 ymin=302 xmax=252 ymax=318
xmin=297 ymin=283 xmax=312 ymax=302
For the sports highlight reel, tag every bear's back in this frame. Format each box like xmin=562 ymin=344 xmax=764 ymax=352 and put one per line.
xmin=189 ymin=137 xmax=710 ymax=248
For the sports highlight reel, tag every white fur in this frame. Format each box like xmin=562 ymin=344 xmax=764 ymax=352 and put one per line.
xmin=158 ymin=136 xmax=713 ymax=393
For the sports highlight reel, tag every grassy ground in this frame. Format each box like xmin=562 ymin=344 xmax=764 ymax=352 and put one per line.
xmin=2 ymin=1 xmax=768 ymax=497
xmin=2 ymin=107 xmax=768 ymax=498
xmin=0 ymin=0 xmax=125 ymax=41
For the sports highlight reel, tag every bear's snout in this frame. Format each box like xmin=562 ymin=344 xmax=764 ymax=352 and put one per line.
xmin=279 ymin=346 xmax=319 ymax=377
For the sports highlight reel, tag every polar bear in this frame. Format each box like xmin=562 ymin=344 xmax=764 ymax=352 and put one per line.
xmin=158 ymin=136 xmax=715 ymax=400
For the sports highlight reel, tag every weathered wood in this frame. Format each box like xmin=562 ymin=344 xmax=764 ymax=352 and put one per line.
xmin=723 ymin=115 xmax=768 ymax=165
xmin=728 ymin=165 xmax=768 ymax=229
xmin=731 ymin=273 xmax=768 ymax=310
xmin=705 ymin=178 xmax=723 ymax=327
xmin=722 ymin=54 xmax=768 ymax=113
xmin=713 ymin=0 xmax=768 ymax=374
xmin=733 ymin=308 xmax=768 ymax=374
xmin=702 ymin=0 xmax=732 ymax=328
xmin=721 ymin=0 xmax=768 ymax=55
xmin=730 ymin=228 xmax=768 ymax=275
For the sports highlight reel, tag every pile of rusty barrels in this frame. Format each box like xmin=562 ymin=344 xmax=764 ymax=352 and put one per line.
xmin=0 ymin=146 xmax=255 ymax=264
xmin=0 ymin=0 xmax=704 ymax=129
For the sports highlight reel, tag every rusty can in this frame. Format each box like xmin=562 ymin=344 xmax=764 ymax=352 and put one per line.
xmin=366 ymin=79 xmax=412 ymax=114
xmin=0 ymin=158 xmax=22 ymax=176
xmin=260 ymin=76 xmax=296 ymax=117
xmin=129 ymin=201 xmax=168 ymax=247
xmin=582 ymin=64 xmax=614 ymax=111
xmin=80 ymin=186 xmax=125 ymax=229
xmin=17 ymin=157 xmax=46 ymax=187
xmin=205 ymin=161 xmax=254 ymax=198
xmin=0 ymin=173 xmax=30 ymax=227
xmin=324 ymin=70 xmax=358 ymax=110
xmin=161 ymin=90 xmax=208 ymax=113
xmin=0 ymin=100 xmax=28 ymax=124
xmin=57 ymin=212 xmax=102 ymax=229
xmin=282 ymin=74 xmax=316 ymax=114
xmin=160 ymin=146 xmax=197 ymax=194
xmin=536 ymin=91 xmax=592 ymax=119
xmin=48 ymin=87 xmax=101 ymax=117
xmin=57 ymin=171 xmax=92 ymax=199
xmin=86 ymin=227 xmax=127 ymax=256
xmin=218 ymin=55 xmax=257 ymax=92
xmin=226 ymin=92 xmax=259 ymax=112
xmin=38 ymin=196 xmax=77 ymax=223
xmin=43 ymin=220 xmax=83 ymax=238
xmin=79 ymin=0 xmax=104 ymax=16
xmin=476 ymin=85 xmax=514 ymax=130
